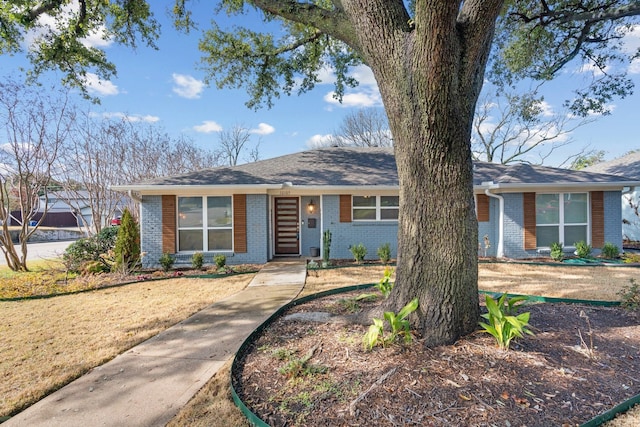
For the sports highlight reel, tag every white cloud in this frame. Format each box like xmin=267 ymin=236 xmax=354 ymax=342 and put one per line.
xmin=538 ymin=100 xmax=554 ymax=117
xmin=320 ymin=64 xmax=381 ymax=108
xmin=193 ymin=121 xmax=223 ymax=133
xmin=98 ymin=112 xmax=160 ymax=123
xmin=323 ymin=90 xmax=382 ymax=108
xmin=630 ymin=58 xmax=640 ymax=74
xmin=172 ymin=73 xmax=205 ymax=99
xmin=250 ymin=123 xmax=275 ymax=135
xmin=22 ymin=1 xmax=113 ymax=50
xmin=306 ymin=134 xmax=334 ymax=149
xmin=83 ymin=73 xmax=119 ymax=96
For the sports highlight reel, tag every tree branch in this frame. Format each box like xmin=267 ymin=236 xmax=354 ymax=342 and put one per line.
xmin=512 ymin=1 xmax=640 ymax=26
xmin=251 ymin=0 xmax=357 ymax=45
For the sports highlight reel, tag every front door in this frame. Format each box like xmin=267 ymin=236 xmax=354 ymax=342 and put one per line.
xmin=274 ymin=197 xmax=300 ymax=255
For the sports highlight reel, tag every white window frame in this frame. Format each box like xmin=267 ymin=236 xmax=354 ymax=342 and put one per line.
xmin=177 ymin=196 xmax=233 ymax=252
xmin=536 ymin=192 xmax=589 ymax=248
xmin=352 ymin=195 xmax=399 ymax=222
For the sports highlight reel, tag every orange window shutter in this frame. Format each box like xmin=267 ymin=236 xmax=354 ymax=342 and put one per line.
xmin=233 ymin=195 xmax=247 ymax=253
xmin=591 ymin=191 xmax=604 ymax=249
xmin=523 ymin=193 xmax=537 ymax=250
xmin=476 ymin=194 xmax=490 ymax=222
xmin=339 ymin=195 xmax=352 ymax=223
xmin=162 ymin=195 xmax=176 ymax=254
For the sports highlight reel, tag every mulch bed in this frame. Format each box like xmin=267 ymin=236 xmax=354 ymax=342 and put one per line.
xmin=233 ymin=290 xmax=640 ymax=426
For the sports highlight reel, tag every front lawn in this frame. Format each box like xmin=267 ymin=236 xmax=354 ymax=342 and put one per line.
xmin=0 ymin=273 xmax=255 ymax=418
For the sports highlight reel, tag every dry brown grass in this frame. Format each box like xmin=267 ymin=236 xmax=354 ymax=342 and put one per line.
xmin=478 ymin=262 xmax=638 ymax=300
xmin=0 ymin=274 xmax=254 ymax=417
xmin=4 ymin=263 xmax=639 ymax=425
xmin=172 ymin=263 xmax=640 ymax=427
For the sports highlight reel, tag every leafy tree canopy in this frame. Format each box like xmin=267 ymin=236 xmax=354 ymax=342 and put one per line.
xmin=1 ymin=0 xmax=160 ymax=99
xmin=4 ymin=1 xmax=640 ymax=110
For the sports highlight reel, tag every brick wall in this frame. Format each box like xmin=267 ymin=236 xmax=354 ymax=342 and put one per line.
xmin=140 ymin=195 xmax=163 ymax=268
xmin=322 ymin=195 xmax=398 ymax=260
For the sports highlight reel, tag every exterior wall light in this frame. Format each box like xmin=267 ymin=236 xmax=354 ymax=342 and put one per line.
xmin=307 ymin=199 xmax=315 ymax=214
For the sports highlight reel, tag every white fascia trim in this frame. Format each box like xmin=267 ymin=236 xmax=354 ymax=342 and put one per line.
xmin=474 ymin=181 xmax=640 ymax=192
xmin=111 ymin=184 xmax=282 ymax=195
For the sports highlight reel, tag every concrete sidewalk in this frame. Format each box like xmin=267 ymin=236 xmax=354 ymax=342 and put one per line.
xmin=4 ymin=260 xmax=307 ymax=427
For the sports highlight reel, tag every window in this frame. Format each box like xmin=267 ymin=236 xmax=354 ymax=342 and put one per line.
xmin=352 ymin=196 xmax=399 ymax=221
xmin=178 ymin=196 xmax=233 ymax=251
xmin=536 ymin=193 xmax=588 ymax=248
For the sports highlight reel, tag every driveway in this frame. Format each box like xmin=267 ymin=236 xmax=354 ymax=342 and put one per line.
xmin=0 ymin=240 xmax=75 ymax=265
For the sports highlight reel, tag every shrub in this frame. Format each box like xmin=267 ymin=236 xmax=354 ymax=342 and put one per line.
xmin=377 ymin=243 xmax=391 ymax=264
xmin=214 ymin=254 xmax=227 ymax=269
xmin=159 ymin=253 xmax=174 ymax=272
xmin=63 ymin=226 xmax=119 ymax=273
xmin=601 ymin=242 xmax=620 ymax=259
xmin=191 ymin=252 xmax=204 ymax=270
xmin=113 ymin=208 xmax=140 ymax=273
xmin=618 ymin=279 xmax=640 ymax=311
xmin=623 ymin=252 xmax=640 ymax=263
xmin=350 ymin=243 xmax=367 ymax=263
xmin=574 ymin=240 xmax=592 ymax=258
xmin=479 ymin=293 xmax=533 ymax=350
xmin=550 ymin=242 xmax=564 ymax=262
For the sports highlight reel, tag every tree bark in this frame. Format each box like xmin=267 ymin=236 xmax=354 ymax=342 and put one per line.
xmin=337 ymin=0 xmax=503 ymax=346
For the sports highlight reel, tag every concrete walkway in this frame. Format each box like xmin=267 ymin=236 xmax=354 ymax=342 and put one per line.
xmin=5 ymin=260 xmax=307 ymax=427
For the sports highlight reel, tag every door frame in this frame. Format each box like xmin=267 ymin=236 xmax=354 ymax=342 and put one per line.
xmin=273 ymin=196 xmax=300 ymax=256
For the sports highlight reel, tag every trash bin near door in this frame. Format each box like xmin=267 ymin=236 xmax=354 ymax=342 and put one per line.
xmin=310 ymin=247 xmax=320 ymax=257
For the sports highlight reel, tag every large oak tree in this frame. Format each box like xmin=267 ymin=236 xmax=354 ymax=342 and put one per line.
xmin=7 ymin=1 xmax=640 ymax=345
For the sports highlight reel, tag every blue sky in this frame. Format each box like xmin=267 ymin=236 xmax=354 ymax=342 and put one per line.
xmin=2 ymin=3 xmax=640 ymax=167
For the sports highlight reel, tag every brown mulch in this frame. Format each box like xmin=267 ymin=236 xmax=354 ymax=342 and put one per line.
xmin=233 ymin=289 xmax=640 ymax=427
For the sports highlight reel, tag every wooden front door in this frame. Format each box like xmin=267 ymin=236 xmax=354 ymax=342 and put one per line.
xmin=274 ymin=197 xmax=299 ymax=255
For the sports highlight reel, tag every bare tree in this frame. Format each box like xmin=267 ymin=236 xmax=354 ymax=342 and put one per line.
xmin=0 ymin=79 xmax=73 ymax=271
xmin=217 ymin=124 xmax=255 ymax=166
xmin=57 ymin=118 xmax=222 ymax=233
xmin=327 ymin=109 xmax=393 ymax=148
xmin=55 ymin=115 xmax=127 ymax=235
xmin=472 ymin=90 xmax=594 ymax=165
xmin=115 ymin=123 xmax=222 ymax=181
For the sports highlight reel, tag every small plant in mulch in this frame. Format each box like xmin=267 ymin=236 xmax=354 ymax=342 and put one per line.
xmin=277 ymin=344 xmax=327 ymax=379
xmin=213 ymin=254 xmax=227 ymax=270
xmin=574 ymin=240 xmax=592 ymax=258
xmin=358 ymin=266 xmax=394 ymax=301
xmin=159 ymin=253 xmax=174 ymax=272
xmin=377 ymin=243 xmax=391 ymax=264
xmin=349 ymin=243 xmax=367 ymax=264
xmin=363 ymin=298 xmax=419 ymax=350
xmin=601 ymin=242 xmax=620 ymax=259
xmin=479 ymin=293 xmax=533 ymax=350
xmin=191 ymin=252 xmax=204 ymax=270
xmin=550 ymin=242 xmax=564 ymax=262
xmin=618 ymin=279 xmax=640 ymax=310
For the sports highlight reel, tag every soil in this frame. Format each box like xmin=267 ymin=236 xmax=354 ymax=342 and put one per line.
xmin=232 ymin=289 xmax=640 ymax=427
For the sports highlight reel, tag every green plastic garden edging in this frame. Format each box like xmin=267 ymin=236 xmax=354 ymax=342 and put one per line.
xmin=231 ymin=284 xmax=638 ymax=427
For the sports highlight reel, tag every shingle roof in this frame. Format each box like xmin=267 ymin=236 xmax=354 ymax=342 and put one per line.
xmin=584 ymin=151 xmax=640 ymax=180
xmin=124 ymin=147 xmax=637 ymax=189
xmin=138 ymin=147 xmax=398 ymax=187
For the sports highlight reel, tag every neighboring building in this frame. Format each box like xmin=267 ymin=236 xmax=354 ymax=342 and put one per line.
xmin=585 ymin=151 xmax=640 ymax=242
xmin=113 ymin=147 xmax=640 ymax=267
xmin=10 ymin=191 xmax=126 ymax=231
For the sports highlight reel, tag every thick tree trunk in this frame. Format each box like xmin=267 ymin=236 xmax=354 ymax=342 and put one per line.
xmin=389 ymin=116 xmax=479 ymax=346
xmin=338 ymin=0 xmax=502 ymax=346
